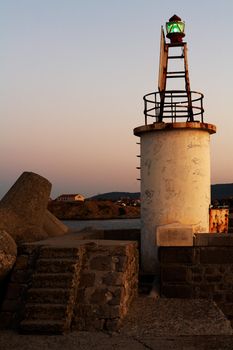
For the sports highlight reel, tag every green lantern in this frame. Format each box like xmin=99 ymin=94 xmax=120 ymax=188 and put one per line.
xmin=166 ymin=15 xmax=185 ymax=43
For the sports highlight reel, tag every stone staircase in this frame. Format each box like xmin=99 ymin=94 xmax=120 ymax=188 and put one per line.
xmin=20 ymin=246 xmax=84 ymax=334
xmin=0 ymin=240 xmax=139 ymax=333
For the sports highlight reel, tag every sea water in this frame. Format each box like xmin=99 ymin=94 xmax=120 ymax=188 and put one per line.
xmin=63 ymin=218 xmax=140 ymax=231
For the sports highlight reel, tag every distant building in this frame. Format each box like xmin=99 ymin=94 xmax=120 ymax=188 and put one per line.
xmin=116 ymin=198 xmax=141 ymax=207
xmin=55 ymin=194 xmax=85 ymax=202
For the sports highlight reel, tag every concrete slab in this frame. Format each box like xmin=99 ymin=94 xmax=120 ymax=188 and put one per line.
xmin=156 ymin=223 xmax=194 ymax=246
xmin=1 ymin=331 xmax=233 ymax=350
xmin=121 ymin=297 xmax=233 ymax=336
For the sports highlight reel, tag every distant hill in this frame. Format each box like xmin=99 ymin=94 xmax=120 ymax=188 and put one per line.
xmin=87 ymin=185 xmax=233 ymax=202
xmin=211 ymin=183 xmax=233 ymax=200
xmin=89 ymin=192 xmax=140 ymax=201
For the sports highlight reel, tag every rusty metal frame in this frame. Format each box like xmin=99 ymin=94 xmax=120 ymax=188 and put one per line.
xmin=155 ymin=28 xmax=196 ymax=123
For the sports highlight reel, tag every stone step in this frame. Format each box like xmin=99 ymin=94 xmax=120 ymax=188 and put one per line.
xmin=32 ymin=272 xmax=74 ymax=288
xmin=39 ymin=247 xmax=81 ymax=259
xmin=36 ymin=258 xmax=77 ymax=273
xmin=20 ymin=319 xmax=66 ymax=334
xmin=27 ymin=288 xmax=71 ymax=304
xmin=24 ymin=303 xmax=67 ymax=320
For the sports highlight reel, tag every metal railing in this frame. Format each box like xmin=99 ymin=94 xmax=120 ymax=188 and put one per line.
xmin=143 ymin=90 xmax=204 ymax=125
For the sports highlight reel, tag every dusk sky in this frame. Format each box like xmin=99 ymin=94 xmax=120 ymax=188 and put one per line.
xmin=1 ymin=0 xmax=233 ymax=199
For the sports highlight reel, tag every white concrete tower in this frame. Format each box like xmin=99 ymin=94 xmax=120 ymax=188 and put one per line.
xmin=134 ymin=15 xmax=216 ymax=274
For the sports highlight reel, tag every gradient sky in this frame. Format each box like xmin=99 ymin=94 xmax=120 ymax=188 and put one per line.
xmin=1 ymin=0 xmax=233 ymax=199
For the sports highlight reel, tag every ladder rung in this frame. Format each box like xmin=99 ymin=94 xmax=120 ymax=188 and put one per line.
xmin=168 ymin=55 xmax=184 ymax=59
xmin=136 ymin=155 xmax=141 ymax=158
xmin=167 ymin=75 xmax=185 ymax=79
xmin=164 ymin=90 xmax=188 ymax=93
xmin=137 ymin=179 xmax=141 ymax=181
xmin=136 ymin=167 xmax=141 ymax=169
xmin=167 ymin=71 xmax=185 ymax=74
xmin=164 ymin=94 xmax=189 ymax=98
xmin=163 ymin=110 xmax=189 ymax=113
xmin=168 ymin=42 xmax=185 ymax=47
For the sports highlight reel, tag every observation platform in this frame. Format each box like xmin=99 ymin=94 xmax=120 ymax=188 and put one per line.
xmin=134 ymin=121 xmax=216 ymax=136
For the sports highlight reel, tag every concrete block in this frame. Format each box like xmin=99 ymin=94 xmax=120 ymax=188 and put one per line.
xmin=156 ymin=223 xmax=194 ymax=247
xmin=161 ymin=284 xmax=193 ymax=298
xmin=0 ymin=172 xmax=51 ymax=243
xmin=194 ymin=233 xmax=233 ymax=247
xmin=43 ymin=210 xmax=69 ymax=237
xmin=200 ymin=247 xmax=233 ymax=264
xmin=0 ymin=230 xmax=17 ymax=280
xmin=159 ymin=247 xmax=195 ymax=263
xmin=161 ymin=266 xmax=189 ymax=283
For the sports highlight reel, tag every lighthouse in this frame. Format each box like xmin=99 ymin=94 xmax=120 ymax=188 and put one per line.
xmin=134 ymin=15 xmax=216 ymax=274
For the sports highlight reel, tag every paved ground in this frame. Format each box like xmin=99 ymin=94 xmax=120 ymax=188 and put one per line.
xmin=121 ymin=297 xmax=233 ymax=336
xmin=1 ymin=297 xmax=233 ymax=350
xmin=1 ymin=330 xmax=233 ymax=350
xmin=3 ymin=234 xmax=233 ymax=349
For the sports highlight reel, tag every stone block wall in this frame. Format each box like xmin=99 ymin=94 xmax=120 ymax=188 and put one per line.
xmin=72 ymin=241 xmax=139 ymax=331
xmin=159 ymin=233 xmax=233 ymax=320
xmin=0 ymin=244 xmax=40 ymax=329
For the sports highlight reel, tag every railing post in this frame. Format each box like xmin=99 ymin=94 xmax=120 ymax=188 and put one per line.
xmin=171 ymin=92 xmax=173 ymax=121
xmin=144 ymin=98 xmax=147 ymax=125
xmin=201 ymin=96 xmax=203 ymax=123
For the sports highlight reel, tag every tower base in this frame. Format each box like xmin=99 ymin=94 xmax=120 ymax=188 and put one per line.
xmin=134 ymin=122 xmax=216 ymax=273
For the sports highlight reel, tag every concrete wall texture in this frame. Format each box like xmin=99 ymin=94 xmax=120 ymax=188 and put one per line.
xmin=136 ymin=123 xmax=216 ymax=273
